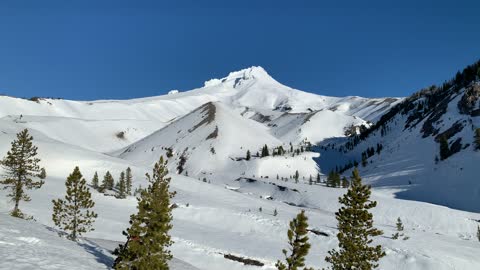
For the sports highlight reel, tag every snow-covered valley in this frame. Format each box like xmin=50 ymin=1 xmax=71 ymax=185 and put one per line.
xmin=1 ymin=66 xmax=480 ymax=269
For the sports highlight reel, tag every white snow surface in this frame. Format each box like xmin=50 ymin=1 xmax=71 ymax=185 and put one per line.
xmin=0 ymin=67 xmax=479 ymax=269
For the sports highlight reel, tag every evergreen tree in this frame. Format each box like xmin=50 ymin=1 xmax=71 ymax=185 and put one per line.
xmin=39 ymin=167 xmax=47 ymax=180
xmin=91 ymin=171 xmax=99 ymax=190
xmin=100 ymin=171 xmax=114 ymax=192
xmin=117 ymin=171 xmax=127 ymax=199
xmin=276 ymin=210 xmax=313 ymax=270
xmin=246 ymin=150 xmax=251 ymax=161
xmin=126 ymin=167 xmax=133 ymax=195
xmin=309 ymin=175 xmax=313 ymax=185
xmin=474 ymin=128 xmax=480 ymax=150
xmin=316 ymin=173 xmax=321 ymax=183
xmin=327 ymin=171 xmax=341 ymax=188
xmin=274 ymin=208 xmax=278 ymax=216
xmin=52 ymin=167 xmax=97 ymax=241
xmin=341 ymin=177 xmax=349 ymax=188
xmin=261 ymin=144 xmax=270 ymax=157
xmin=0 ymin=129 xmax=44 ymax=218
xmin=439 ymin=136 xmax=450 ymax=160
xmin=326 ymin=171 xmax=336 ymax=187
xmin=325 ymin=168 xmax=385 ymax=270
xmin=396 ymin=217 xmax=404 ymax=232
xmin=477 ymin=225 xmax=480 ymax=242
xmin=362 ymin=156 xmax=368 ymax=167
xmin=113 ymin=156 xmax=175 ymax=270
xmin=294 ymin=170 xmax=300 ymax=183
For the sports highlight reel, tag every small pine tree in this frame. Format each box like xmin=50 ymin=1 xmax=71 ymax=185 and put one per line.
xmin=439 ymin=136 xmax=450 ymax=160
xmin=341 ymin=176 xmax=349 ymax=188
xmin=52 ymin=167 xmax=97 ymax=241
xmin=474 ymin=128 xmax=480 ymax=150
xmin=125 ymin=167 xmax=133 ymax=195
xmin=274 ymin=208 xmax=278 ymax=216
xmin=362 ymin=156 xmax=368 ymax=167
xmin=316 ymin=173 xmax=320 ymax=183
xmin=91 ymin=172 xmax=99 ymax=190
xmin=117 ymin=171 xmax=126 ymax=199
xmin=113 ymin=156 xmax=175 ymax=269
xmin=0 ymin=129 xmax=44 ymax=218
xmin=246 ymin=150 xmax=251 ymax=160
xmin=396 ymin=217 xmax=404 ymax=231
xmin=38 ymin=167 xmax=47 ymax=180
xmin=325 ymin=168 xmax=385 ymax=270
xmin=294 ymin=170 xmax=300 ymax=183
xmin=100 ymin=171 xmax=114 ymax=192
xmin=477 ymin=225 xmax=480 ymax=242
xmin=275 ymin=210 xmax=313 ymax=270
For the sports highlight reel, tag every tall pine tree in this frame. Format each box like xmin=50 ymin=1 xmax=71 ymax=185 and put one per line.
xmin=0 ymin=129 xmax=44 ymax=218
xmin=276 ymin=210 xmax=313 ymax=270
xmin=91 ymin=171 xmax=99 ymax=190
xmin=325 ymin=168 xmax=385 ymax=270
xmin=113 ymin=156 xmax=175 ymax=270
xmin=126 ymin=167 xmax=133 ymax=195
xmin=117 ymin=171 xmax=127 ymax=199
xmin=52 ymin=167 xmax=97 ymax=241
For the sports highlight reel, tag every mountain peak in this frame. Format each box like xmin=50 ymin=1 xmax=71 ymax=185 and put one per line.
xmin=203 ymin=66 xmax=278 ymax=88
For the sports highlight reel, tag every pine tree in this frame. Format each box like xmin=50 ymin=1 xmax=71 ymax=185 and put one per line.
xmin=362 ymin=156 xmax=368 ymax=167
xmin=117 ymin=171 xmax=127 ymax=199
xmin=316 ymin=173 xmax=320 ymax=183
xmin=261 ymin=144 xmax=270 ymax=157
xmin=327 ymin=171 xmax=340 ymax=188
xmin=274 ymin=208 xmax=278 ymax=216
xmin=396 ymin=217 xmax=404 ymax=231
xmin=439 ymin=136 xmax=450 ymax=160
xmin=341 ymin=177 xmax=349 ymax=188
xmin=52 ymin=167 xmax=97 ymax=241
xmin=100 ymin=171 xmax=114 ymax=192
xmin=325 ymin=168 xmax=385 ymax=270
xmin=126 ymin=167 xmax=133 ymax=195
xmin=246 ymin=150 xmax=251 ymax=161
xmin=113 ymin=156 xmax=175 ymax=270
xmin=91 ymin=171 xmax=99 ymax=190
xmin=0 ymin=129 xmax=44 ymax=218
xmin=327 ymin=171 xmax=335 ymax=187
xmin=39 ymin=167 xmax=47 ymax=179
xmin=275 ymin=210 xmax=313 ymax=270
xmin=294 ymin=170 xmax=299 ymax=184
xmin=477 ymin=225 xmax=480 ymax=242
xmin=474 ymin=128 xmax=480 ymax=150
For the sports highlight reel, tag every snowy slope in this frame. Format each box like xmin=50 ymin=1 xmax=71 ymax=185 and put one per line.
xmin=0 ymin=66 xmax=400 ymax=153
xmin=269 ymin=109 xmax=367 ymax=144
xmin=1 ymin=65 xmax=480 ymax=270
xmin=318 ymin=63 xmax=480 ymax=212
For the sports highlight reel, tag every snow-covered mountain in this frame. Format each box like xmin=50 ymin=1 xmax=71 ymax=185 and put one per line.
xmin=319 ymin=60 xmax=480 ymax=212
xmin=1 ymin=65 xmax=480 ymax=270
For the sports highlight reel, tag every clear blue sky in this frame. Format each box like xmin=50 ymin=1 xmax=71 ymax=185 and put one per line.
xmin=0 ymin=0 xmax=478 ymax=100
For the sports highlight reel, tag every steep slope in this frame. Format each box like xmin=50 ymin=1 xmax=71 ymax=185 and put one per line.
xmin=320 ymin=60 xmax=480 ymax=212
xmin=269 ymin=109 xmax=368 ymax=144
xmin=117 ymin=102 xmax=290 ymax=176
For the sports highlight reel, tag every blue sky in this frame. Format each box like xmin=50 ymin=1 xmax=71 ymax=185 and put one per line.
xmin=0 ymin=0 xmax=479 ymax=100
